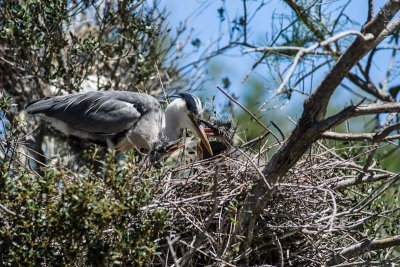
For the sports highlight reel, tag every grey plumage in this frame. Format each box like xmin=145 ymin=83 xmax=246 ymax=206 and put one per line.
xmin=26 ymin=90 xmax=214 ymax=157
xmin=26 ymin=91 xmax=162 ymax=150
xmin=26 ymin=91 xmax=159 ymax=134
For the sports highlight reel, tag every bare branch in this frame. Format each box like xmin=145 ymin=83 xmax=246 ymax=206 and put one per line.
xmin=322 ymin=132 xmax=400 ymax=142
xmin=242 ymin=0 xmax=248 ymax=43
xmin=321 ymin=102 xmax=400 ymax=131
xmin=347 ymin=72 xmax=394 ymax=102
xmin=244 ymin=46 xmax=330 ymax=54
xmin=0 ymin=202 xmax=23 ymax=218
xmin=239 ymin=0 xmax=400 ymax=239
xmin=322 ymin=131 xmax=375 ymax=142
xmin=283 ymin=0 xmax=335 ymax=54
xmin=329 ymin=235 xmax=400 ymax=265
xmin=367 ymin=0 xmax=374 ymax=22
xmin=270 ymin=31 xmax=373 ymax=95
xmin=215 ymin=84 xmax=281 ymax=144
xmin=329 ymin=173 xmax=393 ymax=189
xmin=373 ymin=17 xmax=400 ymax=45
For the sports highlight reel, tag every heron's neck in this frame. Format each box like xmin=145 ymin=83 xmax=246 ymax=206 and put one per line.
xmin=161 ymin=111 xmax=182 ymax=141
xmin=160 ymin=98 xmax=189 ymax=142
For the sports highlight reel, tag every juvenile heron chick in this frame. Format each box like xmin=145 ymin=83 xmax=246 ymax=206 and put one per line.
xmin=26 ymin=91 xmax=213 ymax=159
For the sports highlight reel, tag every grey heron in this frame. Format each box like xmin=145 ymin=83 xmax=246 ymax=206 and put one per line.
xmin=26 ymin=91 xmax=213 ymax=160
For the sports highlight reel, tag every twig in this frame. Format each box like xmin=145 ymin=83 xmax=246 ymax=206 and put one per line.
xmin=273 ymin=232 xmax=284 ymax=267
xmin=167 ymin=236 xmax=181 ymax=267
xmin=261 ymin=30 xmax=374 ymax=95
xmin=215 ymin=85 xmax=282 ymax=144
xmin=0 ymin=202 xmax=23 ymax=218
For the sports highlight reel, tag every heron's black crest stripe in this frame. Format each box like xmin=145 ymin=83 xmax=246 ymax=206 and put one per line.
xmin=178 ymin=93 xmax=198 ymax=114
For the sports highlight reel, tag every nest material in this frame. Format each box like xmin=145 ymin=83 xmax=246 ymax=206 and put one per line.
xmin=138 ymin=137 xmax=400 ymax=266
xmin=2 ymin=117 xmax=399 ymax=266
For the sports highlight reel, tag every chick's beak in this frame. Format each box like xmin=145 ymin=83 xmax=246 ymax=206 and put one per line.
xmin=188 ymin=113 xmax=213 ymax=156
xmin=165 ymin=143 xmax=185 ymax=153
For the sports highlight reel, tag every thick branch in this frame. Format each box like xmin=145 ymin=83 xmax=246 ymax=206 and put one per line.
xmin=239 ymin=0 xmax=400 ymax=238
xmin=373 ymin=17 xmax=400 ymax=46
xmin=310 ymin=1 xmax=400 ymax=119
xmin=328 ymin=235 xmax=400 ymax=265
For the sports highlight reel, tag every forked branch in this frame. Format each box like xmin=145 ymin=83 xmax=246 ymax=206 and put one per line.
xmin=238 ymin=0 xmax=400 ymax=241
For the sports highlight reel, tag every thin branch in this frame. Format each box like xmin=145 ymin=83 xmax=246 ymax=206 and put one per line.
xmin=242 ymin=0 xmax=247 ymax=43
xmin=327 ymin=173 xmax=392 ymax=189
xmin=367 ymin=0 xmax=374 ymax=22
xmin=215 ymin=84 xmax=282 ymax=144
xmin=0 ymin=202 xmax=23 ymax=218
xmin=167 ymin=236 xmax=181 ymax=267
xmin=330 ymin=260 xmax=398 ymax=267
xmin=347 ymin=72 xmax=394 ymax=102
xmin=273 ymin=232 xmax=284 ymax=267
xmin=244 ymin=46 xmax=331 ymax=54
xmin=321 ymin=102 xmax=400 ymax=131
xmin=239 ymin=0 xmax=400 ymax=237
xmin=286 ymin=31 xmax=372 ymax=94
xmin=283 ymin=0 xmax=333 ymax=52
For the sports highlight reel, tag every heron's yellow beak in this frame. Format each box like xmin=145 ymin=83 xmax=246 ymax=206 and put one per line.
xmin=188 ymin=112 xmax=213 ymax=156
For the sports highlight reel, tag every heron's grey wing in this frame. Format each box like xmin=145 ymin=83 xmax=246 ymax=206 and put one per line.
xmin=26 ymin=91 xmax=158 ymax=134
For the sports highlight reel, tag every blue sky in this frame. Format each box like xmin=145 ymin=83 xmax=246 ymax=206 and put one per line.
xmin=161 ymin=0 xmax=394 ymax=126
xmin=1 ymin=1 xmax=394 ymax=135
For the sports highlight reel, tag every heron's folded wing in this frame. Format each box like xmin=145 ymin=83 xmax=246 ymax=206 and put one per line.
xmin=26 ymin=91 xmax=146 ymax=134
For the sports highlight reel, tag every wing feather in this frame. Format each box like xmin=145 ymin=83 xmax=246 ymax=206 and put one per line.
xmin=26 ymin=91 xmax=160 ymax=135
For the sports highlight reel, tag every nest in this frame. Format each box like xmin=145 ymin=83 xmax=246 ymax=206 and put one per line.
xmin=2 ymin=118 xmax=399 ymax=266
xmin=116 ymin=110 xmax=398 ymax=266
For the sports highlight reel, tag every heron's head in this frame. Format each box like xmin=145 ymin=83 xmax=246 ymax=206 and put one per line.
xmin=165 ymin=93 xmax=213 ymax=156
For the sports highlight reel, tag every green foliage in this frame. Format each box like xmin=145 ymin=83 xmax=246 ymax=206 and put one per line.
xmin=0 ymin=0 xmax=173 ymax=99
xmin=1 ymin=0 xmax=399 ymax=265
xmin=0 ymin=1 xmax=180 ymax=262
xmin=0 ymin=152 xmax=170 ymax=266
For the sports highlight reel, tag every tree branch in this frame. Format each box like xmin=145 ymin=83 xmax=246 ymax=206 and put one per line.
xmin=367 ymin=0 xmax=374 ymax=22
xmin=238 ymin=0 xmax=400 ymax=241
xmin=272 ymin=31 xmax=373 ymax=95
xmin=283 ymin=0 xmax=335 ymax=54
xmin=347 ymin=72 xmax=394 ymax=102
xmin=327 ymin=173 xmax=393 ymax=189
xmin=322 ymin=131 xmax=400 ymax=142
xmin=373 ymin=17 xmax=400 ymax=46
xmin=328 ymin=235 xmax=400 ymax=265
xmin=320 ymin=102 xmax=400 ymax=132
